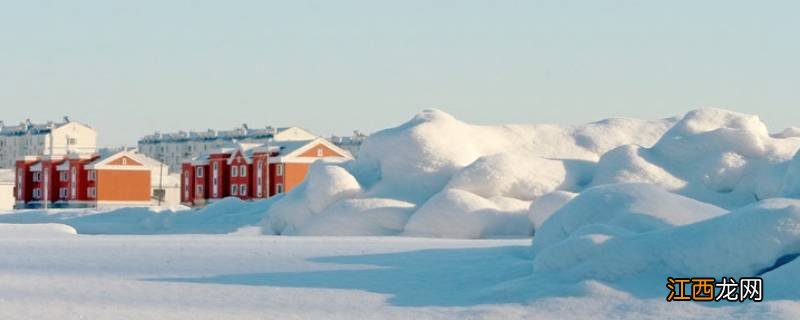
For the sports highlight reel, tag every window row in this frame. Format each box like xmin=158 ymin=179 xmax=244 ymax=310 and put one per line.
xmin=195 ymin=164 xmax=284 ymax=178
xmin=30 ymin=187 xmax=95 ymax=199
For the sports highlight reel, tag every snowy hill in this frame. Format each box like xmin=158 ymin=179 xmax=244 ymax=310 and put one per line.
xmin=263 ymin=109 xmax=678 ymax=237
xmin=262 ymin=107 xmax=800 ymax=238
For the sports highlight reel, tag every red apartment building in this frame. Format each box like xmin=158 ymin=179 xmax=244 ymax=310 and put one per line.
xmin=14 ymin=151 xmax=162 ymax=208
xmin=181 ymin=137 xmax=352 ymax=206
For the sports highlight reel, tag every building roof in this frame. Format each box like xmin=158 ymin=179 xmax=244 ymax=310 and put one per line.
xmin=186 ymin=137 xmax=352 ymax=166
xmin=138 ymin=126 xmax=316 ymax=144
xmin=85 ymin=150 xmax=165 ymax=171
xmin=0 ymin=117 xmax=93 ymax=136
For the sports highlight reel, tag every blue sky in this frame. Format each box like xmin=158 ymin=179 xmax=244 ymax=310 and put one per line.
xmin=1 ymin=0 xmax=798 ymax=146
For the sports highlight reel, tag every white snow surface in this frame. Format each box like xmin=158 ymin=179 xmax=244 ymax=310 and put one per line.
xmin=1 ymin=233 xmax=798 ymax=320
xmin=0 ymin=223 xmax=77 ymax=236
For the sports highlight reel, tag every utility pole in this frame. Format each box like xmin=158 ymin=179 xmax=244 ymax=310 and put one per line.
xmin=158 ymin=157 xmax=164 ymax=206
xmin=265 ymin=137 xmax=271 ymax=199
xmin=43 ymin=131 xmax=54 ymax=210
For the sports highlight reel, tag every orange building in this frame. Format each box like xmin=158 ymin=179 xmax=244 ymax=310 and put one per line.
xmin=83 ymin=151 xmax=154 ymax=207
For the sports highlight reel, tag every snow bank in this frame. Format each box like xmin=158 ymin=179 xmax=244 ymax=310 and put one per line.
xmin=532 ymin=198 xmax=800 ymax=287
xmin=531 ymin=183 xmax=726 ymax=254
xmin=296 ymin=198 xmax=415 ymax=236
xmin=263 ymin=109 xmax=675 ymax=237
xmin=0 ymin=223 xmax=77 ymax=237
xmin=0 ymin=197 xmax=272 ymax=234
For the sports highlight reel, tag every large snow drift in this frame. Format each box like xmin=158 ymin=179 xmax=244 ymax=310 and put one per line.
xmin=261 ymin=107 xmax=800 ymax=238
xmin=261 ymin=109 xmax=677 ymax=237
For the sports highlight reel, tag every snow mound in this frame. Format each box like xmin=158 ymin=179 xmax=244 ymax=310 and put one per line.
xmin=263 ymin=109 xmax=675 ymax=237
xmin=532 ymin=198 xmax=800 ymax=287
xmin=296 ymin=198 xmax=415 ymax=236
xmin=261 ymin=162 xmax=363 ymax=235
xmin=772 ymin=127 xmax=800 ymax=139
xmin=0 ymin=223 xmax=77 ymax=237
xmin=593 ymin=108 xmax=800 ymax=208
xmin=305 ymin=163 xmax=363 ymax=213
xmin=403 ymin=189 xmax=532 ymax=238
xmin=446 ymin=154 xmax=583 ymax=201
xmin=532 ymin=183 xmax=726 ymax=253
xmin=528 ymin=190 xmax=576 ymax=232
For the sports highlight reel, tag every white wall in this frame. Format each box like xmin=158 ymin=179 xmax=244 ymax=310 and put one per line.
xmin=0 ymin=184 xmax=13 ymax=210
xmin=47 ymin=122 xmax=98 ymax=155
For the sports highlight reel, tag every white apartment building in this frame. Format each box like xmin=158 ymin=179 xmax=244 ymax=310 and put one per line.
xmin=0 ymin=118 xmax=97 ymax=169
xmin=138 ymin=125 xmax=318 ymax=172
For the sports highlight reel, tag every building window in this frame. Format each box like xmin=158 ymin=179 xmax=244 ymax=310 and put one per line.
xmin=32 ymin=172 xmax=41 ymax=182
xmin=122 ymin=158 xmax=128 ymax=165
xmin=196 ymin=185 xmax=204 ymax=196
xmin=231 ymin=184 xmax=238 ymax=196
xmin=276 ymin=164 xmax=284 ymax=176
xmin=317 ymin=148 xmax=323 ymax=157
xmin=33 ymin=188 xmax=41 ymax=199
xmin=196 ymin=167 xmax=204 ymax=178
xmin=184 ymin=172 xmax=190 ymax=198
xmin=88 ymin=187 xmax=96 ymax=198
xmin=68 ymin=138 xmax=77 ymax=145
xmin=60 ymin=171 xmax=68 ymax=181
xmin=59 ymin=188 xmax=68 ymax=198
xmin=240 ymin=184 xmax=246 ymax=195
xmin=17 ymin=169 xmax=23 ymax=185
xmin=87 ymin=170 xmax=96 ymax=181
xmin=212 ymin=177 xmax=219 ymax=197
xmin=71 ymin=167 xmax=77 ymax=199
xmin=231 ymin=166 xmax=238 ymax=177
xmin=240 ymin=165 xmax=247 ymax=177
xmin=276 ymin=183 xmax=284 ymax=194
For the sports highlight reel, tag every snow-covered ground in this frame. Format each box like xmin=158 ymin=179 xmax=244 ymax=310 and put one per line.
xmin=1 ymin=226 xmax=796 ymax=320
xmin=4 ymin=108 xmax=800 ymax=318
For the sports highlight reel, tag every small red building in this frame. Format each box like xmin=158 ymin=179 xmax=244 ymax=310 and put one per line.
xmin=181 ymin=138 xmax=352 ymax=206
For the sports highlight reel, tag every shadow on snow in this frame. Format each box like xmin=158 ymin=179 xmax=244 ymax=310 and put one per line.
xmin=148 ymin=245 xmax=542 ymax=307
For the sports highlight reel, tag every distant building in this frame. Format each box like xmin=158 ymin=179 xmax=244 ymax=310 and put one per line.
xmin=0 ymin=169 xmax=13 ymax=210
xmin=14 ymin=150 xmax=170 ymax=209
xmin=329 ymin=131 xmax=367 ymax=157
xmin=138 ymin=125 xmax=318 ymax=172
xmin=0 ymin=117 xmax=97 ymax=169
xmin=181 ymin=138 xmax=352 ymax=207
